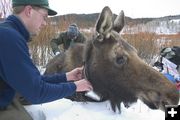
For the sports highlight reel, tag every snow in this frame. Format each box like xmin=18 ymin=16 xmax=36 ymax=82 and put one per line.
xmin=170 ymin=19 xmax=180 ymax=24
xmin=123 ymin=18 xmax=180 ymax=34
xmin=24 ymin=98 xmax=166 ymax=120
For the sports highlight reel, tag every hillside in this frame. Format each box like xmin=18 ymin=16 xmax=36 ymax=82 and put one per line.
xmin=1 ymin=13 xmax=180 ymax=34
xmin=51 ymin=13 xmax=180 ymax=26
xmin=51 ymin=13 xmax=180 ymax=34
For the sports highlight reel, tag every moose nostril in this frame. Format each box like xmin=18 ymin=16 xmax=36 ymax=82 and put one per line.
xmin=162 ymin=101 xmax=169 ymax=106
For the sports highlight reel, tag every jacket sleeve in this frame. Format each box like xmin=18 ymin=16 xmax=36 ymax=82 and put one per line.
xmin=0 ymin=30 xmax=76 ymax=104
xmin=50 ymin=33 xmax=64 ymax=54
xmin=42 ymin=73 xmax=68 ymax=83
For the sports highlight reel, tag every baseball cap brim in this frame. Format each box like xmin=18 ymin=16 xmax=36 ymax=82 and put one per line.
xmin=42 ymin=6 xmax=57 ymax=16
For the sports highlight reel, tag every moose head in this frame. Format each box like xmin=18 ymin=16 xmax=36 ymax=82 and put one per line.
xmin=45 ymin=6 xmax=179 ymax=113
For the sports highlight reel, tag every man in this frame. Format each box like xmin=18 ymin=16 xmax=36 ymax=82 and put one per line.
xmin=50 ymin=24 xmax=86 ymax=55
xmin=0 ymin=0 xmax=92 ymax=119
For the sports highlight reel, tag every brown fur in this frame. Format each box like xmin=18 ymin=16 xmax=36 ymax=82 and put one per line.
xmin=45 ymin=6 xmax=179 ymax=113
xmin=44 ymin=43 xmax=84 ymax=74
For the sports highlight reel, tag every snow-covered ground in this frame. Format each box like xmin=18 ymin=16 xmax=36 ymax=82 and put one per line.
xmin=123 ymin=19 xmax=180 ymax=34
xmin=24 ymin=98 xmax=166 ymax=120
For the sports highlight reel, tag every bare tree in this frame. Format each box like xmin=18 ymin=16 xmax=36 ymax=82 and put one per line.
xmin=0 ymin=0 xmax=12 ymax=18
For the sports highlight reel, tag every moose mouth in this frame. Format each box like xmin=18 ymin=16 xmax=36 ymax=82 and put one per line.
xmin=138 ymin=90 xmax=176 ymax=111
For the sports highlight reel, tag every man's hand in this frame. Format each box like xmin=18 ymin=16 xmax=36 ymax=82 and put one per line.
xmin=66 ymin=67 xmax=93 ymax=92
xmin=66 ymin=67 xmax=83 ymax=81
xmin=74 ymin=79 xmax=93 ymax=92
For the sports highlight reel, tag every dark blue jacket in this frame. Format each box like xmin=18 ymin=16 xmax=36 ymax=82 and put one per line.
xmin=0 ymin=15 xmax=76 ymax=108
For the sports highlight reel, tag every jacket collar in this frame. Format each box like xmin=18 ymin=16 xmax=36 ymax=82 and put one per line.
xmin=5 ymin=15 xmax=30 ymax=42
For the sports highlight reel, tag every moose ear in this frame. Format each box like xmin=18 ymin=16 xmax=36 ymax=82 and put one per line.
xmin=113 ymin=10 xmax=125 ymax=33
xmin=96 ymin=6 xmax=113 ymax=39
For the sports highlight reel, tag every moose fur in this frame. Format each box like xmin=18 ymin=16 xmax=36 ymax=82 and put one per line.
xmin=45 ymin=6 xmax=179 ymax=112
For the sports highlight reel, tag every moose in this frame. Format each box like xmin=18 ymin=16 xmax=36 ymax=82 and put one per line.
xmin=45 ymin=6 xmax=179 ymax=112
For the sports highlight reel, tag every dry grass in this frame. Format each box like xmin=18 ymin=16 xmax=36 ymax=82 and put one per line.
xmin=29 ymin=18 xmax=77 ymax=66
xmin=122 ymin=32 xmax=159 ymax=64
xmin=122 ymin=32 xmax=180 ymax=64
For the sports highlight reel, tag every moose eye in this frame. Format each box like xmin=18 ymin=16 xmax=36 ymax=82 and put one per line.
xmin=116 ymin=56 xmax=127 ymax=65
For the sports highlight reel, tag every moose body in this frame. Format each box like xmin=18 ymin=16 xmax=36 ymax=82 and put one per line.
xmin=45 ymin=6 xmax=179 ymax=112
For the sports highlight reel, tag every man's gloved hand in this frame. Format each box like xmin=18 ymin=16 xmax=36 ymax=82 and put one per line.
xmin=55 ymin=51 xmax=60 ymax=55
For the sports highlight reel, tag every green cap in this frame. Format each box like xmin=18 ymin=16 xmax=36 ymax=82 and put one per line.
xmin=12 ymin=0 xmax=57 ymax=16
